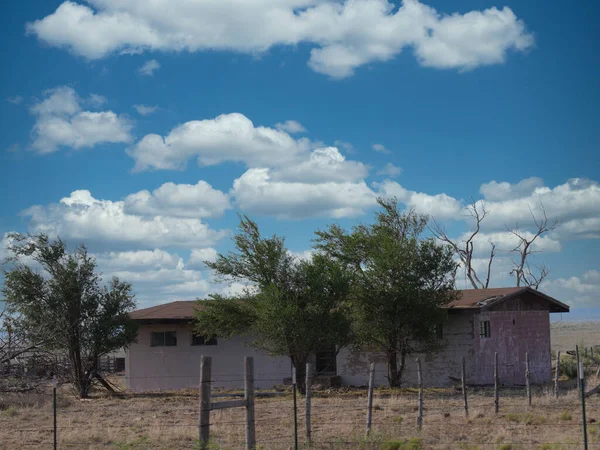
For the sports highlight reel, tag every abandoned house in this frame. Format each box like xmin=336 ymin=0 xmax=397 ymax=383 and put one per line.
xmin=125 ymin=287 xmax=569 ymax=392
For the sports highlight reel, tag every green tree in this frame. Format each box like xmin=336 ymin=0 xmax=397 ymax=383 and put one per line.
xmin=196 ymin=216 xmax=353 ymax=391
xmin=314 ymin=198 xmax=458 ymax=387
xmin=2 ymin=233 xmax=138 ymax=398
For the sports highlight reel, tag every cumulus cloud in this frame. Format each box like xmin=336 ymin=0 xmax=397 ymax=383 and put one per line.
xmin=137 ymin=59 xmax=160 ymax=76
xmin=542 ymin=270 xmax=600 ymax=307
xmin=30 ymin=86 xmax=132 ymax=154
xmin=133 ymin=104 xmax=158 ymax=116
xmin=27 ymin=0 xmax=534 ymax=78
xmin=454 ymin=230 xmax=561 ymax=257
xmin=275 ymin=120 xmax=306 ymax=134
xmin=187 ymin=248 xmax=219 ymax=268
xmin=94 ymin=249 xmax=182 ymax=270
xmin=127 ymin=112 xmax=312 ymax=171
xmin=377 ymin=180 xmax=462 ymax=219
xmin=88 ymin=93 xmax=107 ymax=107
xmin=480 ymin=177 xmax=544 ymax=201
xmin=480 ymin=178 xmax=600 ymax=239
xmin=22 ymin=189 xmax=227 ymax=249
xmin=271 ymin=147 xmax=368 ymax=183
xmin=231 ymin=168 xmax=377 ymax=219
xmin=124 ymin=180 xmax=230 ymax=218
xmin=372 ymin=143 xmax=391 ymax=154
xmin=377 ymin=163 xmax=402 ymax=177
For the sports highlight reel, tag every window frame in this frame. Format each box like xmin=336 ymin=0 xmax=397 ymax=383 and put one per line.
xmin=191 ymin=333 xmax=218 ymax=346
xmin=150 ymin=331 xmax=178 ymax=347
xmin=479 ymin=320 xmax=491 ymax=339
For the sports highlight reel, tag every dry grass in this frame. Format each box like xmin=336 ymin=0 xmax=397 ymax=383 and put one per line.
xmin=551 ymin=321 xmax=600 ymax=353
xmin=1 ymin=378 xmax=599 ymax=450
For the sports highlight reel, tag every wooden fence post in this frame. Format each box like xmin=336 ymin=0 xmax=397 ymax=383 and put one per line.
xmin=245 ymin=357 xmax=256 ymax=450
xmin=576 ymin=345 xmax=581 ymax=391
xmin=461 ymin=356 xmax=468 ymax=418
xmin=416 ymin=358 xmax=423 ymax=431
xmin=494 ymin=352 xmax=499 ymax=414
xmin=525 ymin=352 xmax=531 ymax=406
xmin=554 ymin=351 xmax=560 ymax=398
xmin=199 ymin=356 xmax=212 ymax=450
xmin=366 ymin=362 xmax=375 ymax=436
xmin=305 ymin=363 xmax=312 ymax=445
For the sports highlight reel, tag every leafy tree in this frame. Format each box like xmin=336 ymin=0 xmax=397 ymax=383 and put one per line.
xmin=2 ymin=234 xmax=138 ymax=398
xmin=314 ymin=198 xmax=458 ymax=387
xmin=196 ymin=216 xmax=353 ymax=391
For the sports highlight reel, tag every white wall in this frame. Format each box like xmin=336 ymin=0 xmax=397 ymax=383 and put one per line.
xmin=126 ymin=323 xmax=292 ymax=392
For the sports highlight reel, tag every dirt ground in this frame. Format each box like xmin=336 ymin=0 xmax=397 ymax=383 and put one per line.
xmin=1 ymin=379 xmax=599 ymax=450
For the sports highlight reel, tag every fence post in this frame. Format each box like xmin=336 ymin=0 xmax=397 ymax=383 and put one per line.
xmin=576 ymin=345 xmax=581 ymax=390
xmin=494 ymin=352 xmax=499 ymax=414
xmin=199 ymin=356 xmax=212 ymax=450
xmin=305 ymin=363 xmax=312 ymax=446
xmin=525 ymin=352 xmax=531 ymax=407
xmin=245 ymin=357 xmax=256 ymax=450
xmin=416 ymin=358 xmax=423 ymax=431
xmin=52 ymin=375 xmax=57 ymax=450
xmin=579 ymin=360 xmax=589 ymax=450
xmin=554 ymin=351 xmax=560 ymax=398
xmin=461 ymin=356 xmax=468 ymax=418
xmin=366 ymin=362 xmax=375 ymax=436
xmin=292 ymin=367 xmax=298 ymax=450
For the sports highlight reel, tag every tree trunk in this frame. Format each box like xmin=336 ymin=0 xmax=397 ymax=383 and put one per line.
xmin=292 ymin=356 xmax=308 ymax=395
xmin=387 ymin=350 xmax=406 ymax=388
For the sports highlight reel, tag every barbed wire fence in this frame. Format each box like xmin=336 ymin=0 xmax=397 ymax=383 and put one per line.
xmin=1 ymin=348 xmax=599 ymax=449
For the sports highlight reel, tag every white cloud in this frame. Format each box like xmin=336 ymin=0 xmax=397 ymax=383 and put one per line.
xmin=187 ymin=248 xmax=219 ymax=268
xmin=334 ymin=140 xmax=356 ymax=154
xmin=27 ymin=0 xmax=534 ymax=78
xmin=231 ymin=168 xmax=377 ymax=219
xmin=377 ymin=180 xmax=462 ymax=219
xmin=272 ymin=147 xmax=368 ymax=183
xmin=455 ymin=230 xmax=561 ymax=257
xmin=30 ymin=86 xmax=132 ymax=154
xmin=480 ymin=177 xmax=544 ymax=201
xmin=95 ymin=249 xmax=182 ymax=270
xmin=133 ymin=104 xmax=158 ymax=116
xmin=137 ymin=59 xmax=160 ymax=76
xmin=480 ymin=178 xmax=600 ymax=239
xmin=275 ymin=120 xmax=306 ymax=134
xmin=542 ymin=270 xmax=600 ymax=307
xmin=22 ymin=189 xmax=227 ymax=249
xmin=127 ymin=112 xmax=313 ymax=171
xmin=123 ymin=180 xmax=230 ymax=218
xmin=372 ymin=143 xmax=391 ymax=154
xmin=377 ymin=163 xmax=402 ymax=177
xmin=6 ymin=95 xmax=23 ymax=105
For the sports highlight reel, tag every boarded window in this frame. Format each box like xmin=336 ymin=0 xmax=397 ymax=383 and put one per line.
xmin=151 ymin=331 xmax=177 ymax=347
xmin=191 ymin=333 xmax=218 ymax=346
xmin=316 ymin=349 xmax=337 ymax=375
xmin=479 ymin=320 xmax=491 ymax=338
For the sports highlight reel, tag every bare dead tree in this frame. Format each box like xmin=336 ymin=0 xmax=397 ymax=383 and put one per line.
xmin=508 ymin=206 xmax=558 ymax=288
xmin=431 ymin=200 xmax=496 ymax=289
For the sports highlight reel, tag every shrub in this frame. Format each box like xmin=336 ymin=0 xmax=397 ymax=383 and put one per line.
xmin=381 ymin=437 xmax=424 ymax=450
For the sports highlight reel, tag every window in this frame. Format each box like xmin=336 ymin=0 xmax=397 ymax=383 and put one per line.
xmin=316 ymin=349 xmax=337 ymax=375
xmin=479 ymin=320 xmax=491 ymax=338
xmin=191 ymin=333 xmax=218 ymax=346
xmin=151 ymin=331 xmax=177 ymax=347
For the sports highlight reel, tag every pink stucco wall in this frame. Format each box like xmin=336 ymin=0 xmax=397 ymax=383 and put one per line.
xmin=474 ymin=310 xmax=551 ymax=385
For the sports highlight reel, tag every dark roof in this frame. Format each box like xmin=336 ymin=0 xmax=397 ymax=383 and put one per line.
xmin=130 ymin=287 xmax=569 ymax=321
xmin=130 ymin=301 xmax=199 ymax=321
xmin=447 ymin=287 xmax=570 ymax=313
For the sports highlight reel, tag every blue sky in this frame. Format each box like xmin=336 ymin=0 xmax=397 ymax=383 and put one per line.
xmin=0 ymin=0 xmax=598 ymax=320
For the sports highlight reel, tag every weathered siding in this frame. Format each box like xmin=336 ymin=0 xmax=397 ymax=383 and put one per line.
xmin=336 ymin=311 xmax=477 ymax=387
xmin=474 ymin=310 xmax=551 ymax=385
xmin=126 ymin=323 xmax=291 ymax=392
